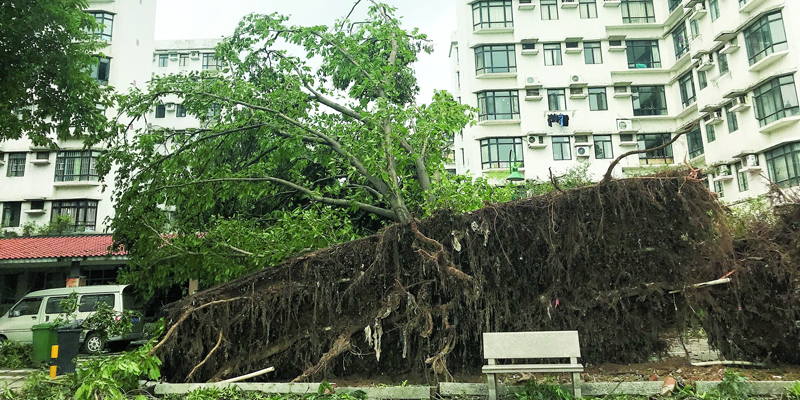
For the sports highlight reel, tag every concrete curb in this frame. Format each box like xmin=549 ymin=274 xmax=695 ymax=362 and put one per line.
xmin=152 ymin=381 xmax=800 ymax=397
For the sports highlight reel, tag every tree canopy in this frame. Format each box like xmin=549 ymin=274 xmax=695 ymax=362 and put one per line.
xmin=103 ymin=2 xmax=481 ymax=295
xmin=0 ymin=0 xmax=110 ymax=145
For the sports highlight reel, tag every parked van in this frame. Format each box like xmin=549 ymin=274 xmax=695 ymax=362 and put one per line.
xmin=0 ymin=285 xmax=144 ymax=354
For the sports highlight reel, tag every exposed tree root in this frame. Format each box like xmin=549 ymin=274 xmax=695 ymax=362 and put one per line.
xmin=149 ymin=296 xmax=247 ymax=356
xmin=291 ymin=329 xmax=359 ymax=382
xmin=186 ymin=331 xmax=224 ymax=383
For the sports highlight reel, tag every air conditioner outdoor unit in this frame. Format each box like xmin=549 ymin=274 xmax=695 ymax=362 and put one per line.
xmin=525 ymin=76 xmax=539 ymax=87
xmin=576 ymin=146 xmax=591 ymax=157
xmin=570 ymin=74 xmax=583 ymax=83
xmin=527 ymin=134 xmax=546 ymax=146
xmin=190 ymin=51 xmax=200 ymax=60
xmin=169 ymin=53 xmax=178 ymax=61
xmin=165 ymin=103 xmax=176 ymax=111
xmin=718 ymin=165 xmax=731 ymax=176
xmin=617 ymin=119 xmax=633 ymax=132
xmin=746 ymin=154 xmax=759 ymax=167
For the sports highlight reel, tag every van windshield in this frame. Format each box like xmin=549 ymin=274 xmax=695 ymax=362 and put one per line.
xmin=9 ymin=298 xmax=42 ymax=317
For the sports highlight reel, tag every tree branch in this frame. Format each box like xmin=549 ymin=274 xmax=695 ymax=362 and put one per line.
xmin=155 ymin=177 xmax=399 ymax=221
xmin=600 ymin=123 xmax=697 ymax=184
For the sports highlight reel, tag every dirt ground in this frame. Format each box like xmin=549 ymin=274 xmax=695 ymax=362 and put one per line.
xmin=331 ymin=357 xmax=800 ymax=387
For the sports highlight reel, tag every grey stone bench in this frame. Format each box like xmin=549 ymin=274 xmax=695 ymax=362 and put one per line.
xmin=482 ymin=331 xmax=584 ymax=399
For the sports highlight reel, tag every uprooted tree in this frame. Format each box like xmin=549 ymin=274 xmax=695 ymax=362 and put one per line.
xmin=101 ymin=2 xmax=478 ymax=295
xmin=152 ymin=170 xmax=742 ymax=383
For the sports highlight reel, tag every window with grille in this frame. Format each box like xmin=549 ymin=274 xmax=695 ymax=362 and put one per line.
xmin=55 ymin=151 xmax=100 ymax=182
xmin=472 ymin=1 xmax=514 ymax=30
xmin=480 ymin=138 xmax=524 ymax=169
xmin=51 ymin=200 xmax=99 ymax=231
xmin=477 ymin=91 xmax=520 ymax=121
xmin=6 ymin=153 xmax=26 ymax=177
xmin=475 ymin=45 xmax=517 ymax=74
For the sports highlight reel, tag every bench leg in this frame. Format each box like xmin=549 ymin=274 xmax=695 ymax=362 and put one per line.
xmin=572 ymin=372 xmax=582 ymax=398
xmin=487 ymin=373 xmax=497 ymax=400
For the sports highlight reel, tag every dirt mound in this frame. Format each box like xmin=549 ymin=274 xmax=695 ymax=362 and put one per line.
xmin=153 ymin=171 xmax=736 ymax=383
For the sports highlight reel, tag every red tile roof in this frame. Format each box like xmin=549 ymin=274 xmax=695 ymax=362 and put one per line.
xmin=0 ymin=235 xmax=126 ymax=261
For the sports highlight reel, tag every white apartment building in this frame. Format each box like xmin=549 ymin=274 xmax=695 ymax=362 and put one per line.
xmin=0 ymin=0 xmax=157 ymax=236
xmin=450 ymin=0 xmax=800 ymax=202
xmin=150 ymin=39 xmax=225 ymax=130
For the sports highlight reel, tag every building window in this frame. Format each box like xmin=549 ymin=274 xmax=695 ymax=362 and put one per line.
xmin=698 ymin=70 xmax=708 ymax=90
xmin=543 ymin=43 xmax=562 ymax=66
xmin=179 ymin=54 xmax=189 ymax=66
xmin=584 ymin=42 xmax=602 ymax=64
xmin=51 ymin=200 xmax=99 ymax=232
xmin=717 ymin=52 xmax=729 ymax=74
xmin=622 ymin=0 xmax=655 ymax=23
xmin=687 ymin=126 xmax=704 ymax=159
xmin=91 ymin=57 xmax=110 ymax=85
xmin=672 ymin=23 xmax=689 ymax=59
xmin=679 ymin=72 xmax=696 ymax=108
xmin=631 ymin=86 xmax=668 ymax=116
xmin=753 ymin=75 xmax=800 ymax=127
xmin=713 ymin=179 xmax=725 ymax=198
xmin=155 ymin=105 xmax=166 ymax=118
xmin=594 ymin=135 xmax=613 ymax=159
xmin=480 ymin=137 xmax=523 ymax=169
xmin=766 ymin=143 xmax=800 ymax=188
xmin=1 ymin=203 xmax=22 ymax=228
xmin=541 ymin=0 xmax=558 ymax=20
xmin=202 ymin=53 xmax=219 ymax=70
xmin=88 ymin=12 xmax=113 ymax=41
xmin=472 ymin=1 xmax=514 ymax=30
xmin=548 ymin=89 xmax=567 ymax=111
xmin=668 ymin=0 xmax=681 ymax=12
xmin=638 ymin=133 xmax=673 ymax=164
xmin=706 ymin=124 xmax=716 ymax=143
xmin=55 ymin=151 xmax=100 ymax=182
xmin=735 ymin=161 xmax=749 ymax=192
xmin=589 ymin=88 xmax=607 ymax=111
xmin=475 ymin=45 xmax=517 ymax=74
xmin=579 ymin=0 xmax=597 ymax=19
xmin=158 ymin=54 xmax=168 ymax=67
xmin=6 ymin=153 xmax=26 ymax=177
xmin=709 ymin=0 xmax=720 ymax=21
xmin=552 ymin=136 xmax=571 ymax=161
xmin=176 ymin=104 xmax=186 ymax=117
xmin=86 ymin=269 xmax=119 ymax=286
xmin=744 ymin=12 xmax=788 ymax=66
xmin=477 ymin=91 xmax=520 ymax=121
xmin=690 ymin=19 xmax=700 ymax=40
xmin=30 ymin=200 xmax=44 ymax=210
xmin=726 ymin=106 xmax=739 ymax=132
xmin=626 ymin=40 xmax=661 ymax=68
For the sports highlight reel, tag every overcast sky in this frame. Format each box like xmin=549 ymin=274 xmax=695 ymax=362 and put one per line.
xmin=154 ymin=0 xmax=456 ymax=103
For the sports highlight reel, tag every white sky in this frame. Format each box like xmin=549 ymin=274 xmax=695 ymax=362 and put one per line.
xmin=154 ymin=0 xmax=456 ymax=103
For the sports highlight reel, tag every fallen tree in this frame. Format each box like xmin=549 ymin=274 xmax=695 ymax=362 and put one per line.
xmin=155 ymin=170 xmax=735 ymax=383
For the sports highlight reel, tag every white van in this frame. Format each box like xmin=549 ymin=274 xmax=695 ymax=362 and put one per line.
xmin=0 ymin=285 xmax=144 ymax=354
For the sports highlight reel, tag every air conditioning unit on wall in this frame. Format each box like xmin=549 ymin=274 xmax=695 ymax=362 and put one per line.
xmin=576 ymin=146 xmax=591 ymax=157
xmin=616 ymin=119 xmax=634 ymax=132
xmin=746 ymin=154 xmax=759 ymax=167
xmin=190 ymin=51 xmax=200 ymax=60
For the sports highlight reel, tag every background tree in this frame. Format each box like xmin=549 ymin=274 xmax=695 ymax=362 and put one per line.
xmin=103 ymin=2 xmax=476 ymax=296
xmin=0 ymin=0 xmax=110 ymax=145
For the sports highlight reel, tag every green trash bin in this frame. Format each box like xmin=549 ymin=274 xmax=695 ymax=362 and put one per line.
xmin=31 ymin=323 xmax=58 ymax=364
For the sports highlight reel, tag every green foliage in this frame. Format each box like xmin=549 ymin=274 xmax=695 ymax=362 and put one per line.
xmin=728 ymin=195 xmax=776 ymax=237
xmin=0 ymin=341 xmax=34 ymax=369
xmin=73 ymin=342 xmax=162 ymax=400
xmin=0 ymin=0 xmax=112 ymax=145
xmin=104 ymin=3 xmax=474 ymax=297
xmin=787 ymin=381 xmax=800 ymax=399
xmin=54 ymin=292 xmax=139 ymax=341
xmin=514 ymin=380 xmax=573 ymax=400
xmin=675 ymin=370 xmax=750 ymax=400
xmin=165 ymin=382 xmax=366 ymax=400
xmin=19 ymin=216 xmax=77 ymax=237
xmin=0 ymin=371 xmax=79 ymax=400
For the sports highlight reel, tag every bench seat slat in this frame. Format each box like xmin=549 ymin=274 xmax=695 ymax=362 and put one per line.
xmin=482 ymin=364 xmax=584 ymax=374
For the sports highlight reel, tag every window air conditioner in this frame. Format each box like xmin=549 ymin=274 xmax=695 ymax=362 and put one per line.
xmin=190 ymin=51 xmax=200 ymax=60
xmin=576 ymin=146 xmax=591 ymax=157
xmin=617 ymin=119 xmax=633 ymax=132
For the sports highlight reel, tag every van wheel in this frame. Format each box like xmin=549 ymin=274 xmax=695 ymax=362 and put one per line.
xmin=84 ymin=333 xmax=105 ymax=355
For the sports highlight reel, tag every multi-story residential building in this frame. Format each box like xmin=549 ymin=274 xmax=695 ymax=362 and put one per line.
xmin=0 ymin=0 xmax=157 ymax=236
xmin=451 ymin=0 xmax=800 ymax=202
xmin=149 ymin=39 xmax=224 ymax=131
xmin=0 ymin=1 xmax=156 ymax=299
